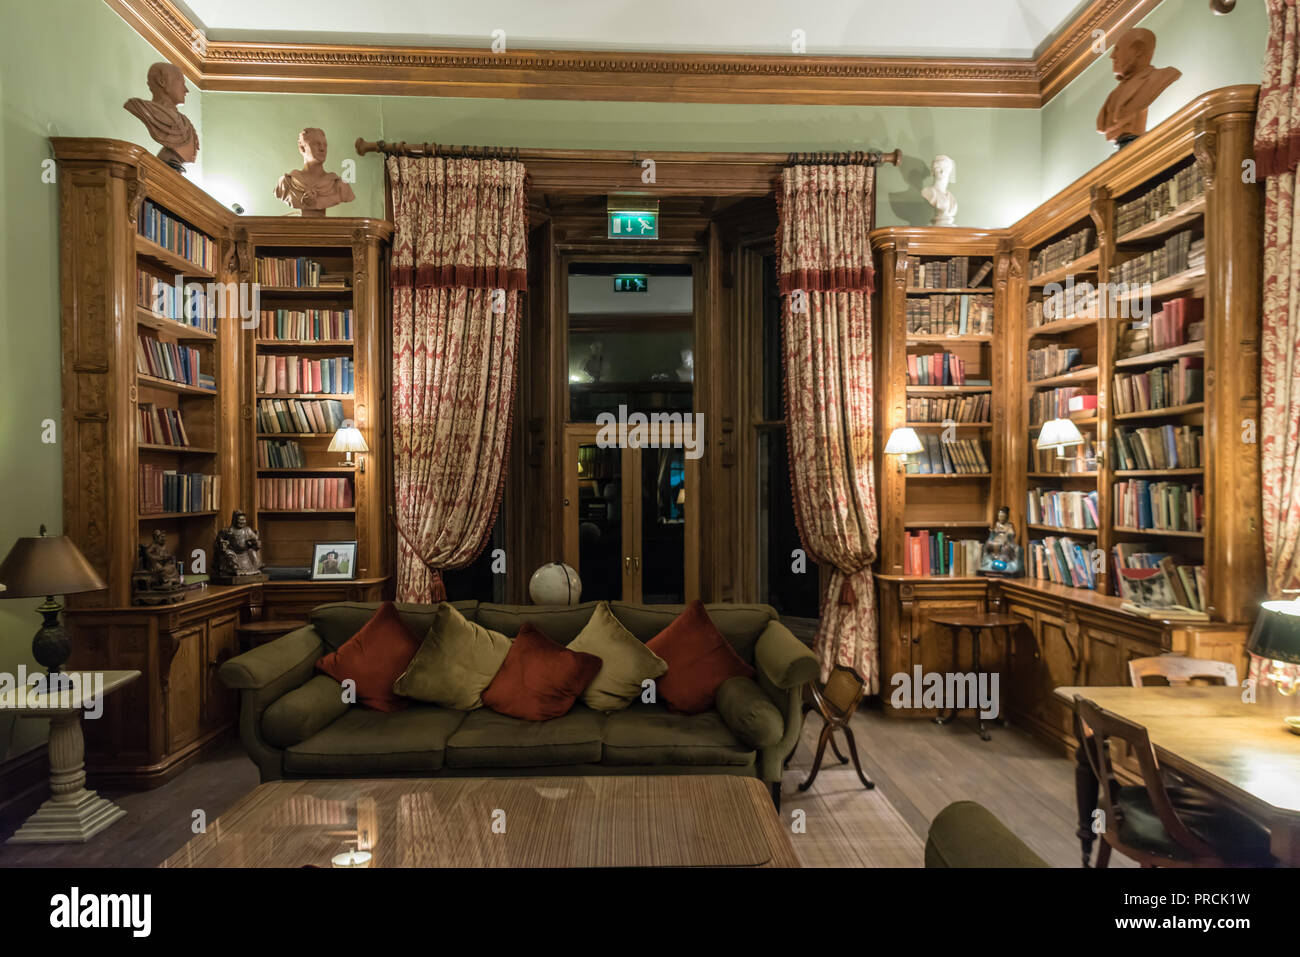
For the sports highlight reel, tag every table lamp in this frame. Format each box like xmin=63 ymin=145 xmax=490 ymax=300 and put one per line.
xmin=883 ymin=427 xmax=924 ymax=472
xmin=1248 ymin=598 xmax=1300 ymax=732
xmin=1036 ymin=417 xmax=1085 ymax=458
xmin=0 ymin=525 xmax=107 ymax=673
xmin=329 ymin=420 xmax=368 ymax=472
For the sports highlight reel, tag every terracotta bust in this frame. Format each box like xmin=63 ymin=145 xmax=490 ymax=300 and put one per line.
xmin=275 ymin=128 xmax=355 ymax=217
xmin=1096 ymin=28 xmax=1181 ymax=146
xmin=124 ymin=62 xmax=199 ymax=172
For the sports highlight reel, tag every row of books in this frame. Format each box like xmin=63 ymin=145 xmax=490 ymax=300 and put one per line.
xmin=1115 ymin=164 xmax=1206 ymax=236
xmin=256 ymin=398 xmax=348 ymax=435
xmin=903 ymin=436 xmax=989 ymax=475
xmin=256 ymin=439 xmax=307 ymax=468
xmin=1030 ymin=387 xmax=1097 ymax=426
xmin=1113 ymin=543 xmax=1207 ymax=612
xmin=905 ymin=394 xmax=991 ymax=423
xmin=1029 ymin=286 xmax=1101 ymax=326
xmin=1112 ymin=425 xmax=1203 ymax=471
xmin=907 ymin=352 xmax=983 ymax=386
xmin=257 ymin=308 xmax=353 ymax=342
xmin=255 ymin=355 xmax=354 ymax=396
xmin=257 ymin=477 xmax=354 ymax=511
xmin=905 ymin=295 xmax=994 ymax=335
xmin=1112 ymin=357 xmax=1204 ymax=413
xmin=1028 ymin=535 xmax=1098 ymax=590
xmin=903 ymin=531 xmax=985 ymax=577
xmin=1119 ymin=297 xmax=1204 ymax=359
xmin=1027 ymin=488 xmax=1099 ymax=530
xmin=1027 ymin=345 xmax=1083 ymax=381
xmin=1113 ymin=480 xmax=1203 ymax=532
xmin=1111 ymin=229 xmax=1204 ymax=286
xmin=138 ymin=200 xmax=216 ymax=271
xmin=137 ymin=403 xmax=191 ymax=448
xmin=138 ymin=466 xmax=220 ymax=515
xmin=1029 ymin=227 xmax=1096 ymax=278
xmin=135 ymin=334 xmax=214 ymax=390
xmin=906 ymin=256 xmax=992 ymax=289
xmin=1032 ymin=439 xmax=1098 ymax=474
xmin=137 ymin=270 xmax=216 ymax=333
xmin=255 ymin=257 xmax=349 ymax=289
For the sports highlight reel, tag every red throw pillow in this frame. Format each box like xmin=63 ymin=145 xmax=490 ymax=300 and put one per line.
xmin=482 ymin=623 xmax=602 ymax=721
xmin=316 ymin=601 xmax=423 ymax=712
xmin=646 ymin=600 xmax=755 ymax=714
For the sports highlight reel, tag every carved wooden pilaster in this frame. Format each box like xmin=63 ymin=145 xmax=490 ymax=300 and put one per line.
xmin=1089 ymin=185 xmax=1111 ymax=251
xmin=1194 ymin=118 xmax=1218 ymax=193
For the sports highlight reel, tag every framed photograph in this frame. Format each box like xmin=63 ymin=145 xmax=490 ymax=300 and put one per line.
xmin=311 ymin=541 xmax=357 ymax=581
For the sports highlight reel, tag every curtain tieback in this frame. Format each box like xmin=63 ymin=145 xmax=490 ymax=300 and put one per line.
xmin=839 ymin=578 xmax=857 ymax=606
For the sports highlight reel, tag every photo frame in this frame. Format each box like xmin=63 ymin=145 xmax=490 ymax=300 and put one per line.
xmin=311 ymin=541 xmax=357 ymax=581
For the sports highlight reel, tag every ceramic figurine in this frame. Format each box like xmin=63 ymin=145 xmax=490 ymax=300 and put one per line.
xmin=123 ymin=62 xmax=199 ymax=172
xmin=977 ymin=506 xmax=1024 ymax=578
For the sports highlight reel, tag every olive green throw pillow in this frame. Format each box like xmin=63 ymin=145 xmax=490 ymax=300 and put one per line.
xmin=392 ymin=602 xmax=512 ymax=710
xmin=568 ymin=602 xmax=668 ymax=712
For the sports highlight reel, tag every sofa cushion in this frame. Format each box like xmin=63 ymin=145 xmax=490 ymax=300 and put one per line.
xmin=315 ymin=601 xmax=423 ymax=712
xmin=309 ymin=600 xmax=479 ymax=651
xmin=645 ymin=600 xmax=755 ymax=714
xmin=393 ymin=603 xmax=512 ymax=710
xmin=713 ymin=676 xmax=784 ymax=748
xmin=567 ymin=602 xmax=668 ymax=713
xmin=475 ymin=602 xmax=599 ymax=644
xmin=261 ymin=674 xmax=350 ymax=748
xmin=482 ymin=623 xmax=602 ymax=721
xmin=445 ymin=705 xmax=606 ymax=768
xmin=601 ymin=702 xmax=754 ymax=767
xmin=610 ymin=602 xmax=775 ymax=662
xmin=283 ymin=704 xmax=466 ymax=775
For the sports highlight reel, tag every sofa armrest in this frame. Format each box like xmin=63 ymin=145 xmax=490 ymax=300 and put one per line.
xmin=220 ymin=625 xmax=324 ymax=692
xmin=715 ymin=676 xmax=784 ymax=748
xmin=261 ymin=674 xmax=348 ymax=748
xmin=754 ymin=620 xmax=819 ymax=690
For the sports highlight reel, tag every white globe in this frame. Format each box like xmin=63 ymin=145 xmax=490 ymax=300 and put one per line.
xmin=529 ymin=562 xmax=582 ymax=605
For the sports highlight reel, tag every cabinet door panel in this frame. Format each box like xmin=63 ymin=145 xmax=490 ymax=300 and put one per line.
xmin=1037 ymin=614 xmax=1081 ymax=738
xmin=165 ymin=625 xmax=203 ymax=753
xmin=203 ymin=612 xmax=240 ymax=727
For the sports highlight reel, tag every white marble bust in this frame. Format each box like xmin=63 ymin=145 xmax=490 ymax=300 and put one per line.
xmin=922 ymin=155 xmax=958 ymax=227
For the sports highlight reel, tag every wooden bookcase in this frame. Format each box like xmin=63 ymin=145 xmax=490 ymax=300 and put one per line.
xmin=51 ymin=139 xmax=392 ymax=786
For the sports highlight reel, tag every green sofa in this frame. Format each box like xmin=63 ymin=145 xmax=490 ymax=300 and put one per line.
xmin=219 ymin=600 xmax=819 ymax=807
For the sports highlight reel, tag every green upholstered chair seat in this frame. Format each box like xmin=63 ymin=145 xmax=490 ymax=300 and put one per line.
xmin=925 ymin=801 xmax=1049 ymax=868
xmin=601 ymin=702 xmax=754 ymax=767
xmin=445 ymin=705 xmax=607 ymax=768
xmin=284 ymin=705 xmax=466 ymax=775
xmin=1115 ymin=786 xmax=1274 ymax=865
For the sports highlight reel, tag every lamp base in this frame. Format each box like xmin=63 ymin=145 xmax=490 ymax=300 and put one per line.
xmin=31 ymin=598 xmax=70 ymax=674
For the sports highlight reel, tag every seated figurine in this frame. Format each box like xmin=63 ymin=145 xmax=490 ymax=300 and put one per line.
xmin=978 ymin=506 xmax=1024 ymax=578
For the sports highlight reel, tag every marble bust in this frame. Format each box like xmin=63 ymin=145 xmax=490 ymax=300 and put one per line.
xmin=922 ymin=155 xmax=958 ymax=227
xmin=1097 ymin=28 xmax=1181 ymax=146
xmin=275 ymin=128 xmax=355 ymax=217
xmin=123 ymin=62 xmax=199 ymax=172
xmin=215 ymin=510 xmax=267 ymax=583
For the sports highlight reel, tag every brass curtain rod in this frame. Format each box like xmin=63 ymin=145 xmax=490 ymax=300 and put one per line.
xmin=355 ymin=138 xmax=520 ymax=161
xmin=785 ymin=149 xmax=902 ymax=167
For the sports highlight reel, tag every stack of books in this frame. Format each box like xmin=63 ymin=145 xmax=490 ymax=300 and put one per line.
xmin=255 ymin=257 xmax=350 ymax=289
xmin=1113 ymin=480 xmax=1203 ymax=532
xmin=1029 ymin=285 xmax=1102 ymax=326
xmin=1112 ymin=542 xmax=1207 ymax=611
xmin=135 ymin=334 xmax=213 ymax=390
xmin=257 ymin=308 xmax=353 ymax=341
xmin=1029 ymin=227 xmax=1096 ymax=278
xmin=138 ymin=201 xmax=216 ymax=271
xmin=256 ymin=398 xmax=347 ymax=434
xmin=1112 ymin=357 xmax=1204 ymax=413
xmin=903 ymin=435 xmax=989 ymax=474
xmin=907 ymin=352 xmax=973 ymax=386
xmin=138 ymin=466 xmax=219 ymax=514
xmin=1112 ymin=425 xmax=1202 ymax=470
xmin=1028 ymin=535 xmax=1097 ymax=589
xmin=137 ymin=270 xmax=215 ymax=333
xmin=904 ymin=531 xmax=985 ymax=576
xmin=905 ymin=294 xmax=993 ymax=335
xmin=137 ymin=403 xmax=190 ymax=447
xmin=255 ymin=355 xmax=353 ymax=395
xmin=1111 ymin=230 xmax=1201 ymax=285
xmin=1118 ymin=297 xmax=1204 ymax=358
xmin=258 ymin=476 xmax=354 ymax=510
xmin=1027 ymin=345 xmax=1083 ymax=380
xmin=905 ymin=394 xmax=991 ymax=422
xmin=256 ymin=439 xmax=307 ymax=468
xmin=1027 ymin=488 xmax=1099 ymax=529
xmin=1030 ymin=387 xmax=1097 ymax=425
xmin=906 ymin=256 xmax=992 ymax=288
xmin=1115 ymin=165 xmax=1206 ymax=235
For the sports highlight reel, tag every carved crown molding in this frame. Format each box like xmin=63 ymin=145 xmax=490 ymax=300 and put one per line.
xmin=105 ymin=0 xmax=1172 ymax=109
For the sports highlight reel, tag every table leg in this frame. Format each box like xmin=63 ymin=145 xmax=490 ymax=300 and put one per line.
xmin=972 ymin=628 xmax=990 ymax=741
xmin=1071 ymin=710 xmax=1098 ymax=868
xmin=933 ymin=625 xmax=960 ymax=726
xmin=8 ymin=712 xmax=127 ymax=844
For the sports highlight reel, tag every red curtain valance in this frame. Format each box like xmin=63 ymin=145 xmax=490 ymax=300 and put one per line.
xmin=776 ymin=164 xmax=875 ymax=295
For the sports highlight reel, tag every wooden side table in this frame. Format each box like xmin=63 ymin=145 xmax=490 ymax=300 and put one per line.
xmin=927 ymin=612 xmax=1023 ymax=741
xmin=1 ymin=670 xmax=140 ymax=843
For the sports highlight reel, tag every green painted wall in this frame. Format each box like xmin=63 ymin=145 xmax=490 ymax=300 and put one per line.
xmin=1041 ymin=0 xmax=1270 ymax=201
xmin=0 ymin=0 xmax=197 ymax=760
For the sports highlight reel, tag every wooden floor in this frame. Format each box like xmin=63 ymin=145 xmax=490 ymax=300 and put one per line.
xmin=0 ymin=706 xmax=1103 ymax=868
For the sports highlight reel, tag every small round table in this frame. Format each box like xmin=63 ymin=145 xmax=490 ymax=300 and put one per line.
xmin=926 ymin=612 xmax=1023 ymax=741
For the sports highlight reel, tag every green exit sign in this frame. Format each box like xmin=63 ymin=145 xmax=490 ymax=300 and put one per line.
xmin=608 ymin=210 xmax=658 ymax=239
xmin=613 ymin=275 xmax=648 ymax=293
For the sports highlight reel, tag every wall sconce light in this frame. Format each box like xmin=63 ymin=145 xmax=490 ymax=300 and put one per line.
xmin=329 ymin=420 xmax=369 ymax=473
xmin=883 ymin=427 xmax=924 ymax=473
xmin=1035 ymin=418 xmax=1084 ymax=459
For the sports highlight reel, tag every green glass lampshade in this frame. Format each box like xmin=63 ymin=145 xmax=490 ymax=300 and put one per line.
xmin=1249 ymin=600 xmax=1300 ymax=666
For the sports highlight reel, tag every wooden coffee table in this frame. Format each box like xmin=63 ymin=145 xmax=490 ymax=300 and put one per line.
xmin=162 ymin=775 xmax=800 ymax=867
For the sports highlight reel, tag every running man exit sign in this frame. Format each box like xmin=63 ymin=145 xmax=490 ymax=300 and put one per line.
xmin=613 ymin=275 xmax=649 ymax=292
xmin=606 ymin=197 xmax=660 ymax=239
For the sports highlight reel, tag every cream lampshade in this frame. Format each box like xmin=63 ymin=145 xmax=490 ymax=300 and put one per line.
xmin=883 ymin=427 xmax=925 ymax=472
xmin=328 ymin=420 xmax=369 ymax=470
xmin=1036 ymin=418 xmax=1085 ymax=458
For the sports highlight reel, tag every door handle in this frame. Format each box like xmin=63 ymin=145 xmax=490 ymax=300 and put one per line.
xmin=625 ymin=556 xmax=631 ymax=575
xmin=633 ymin=557 xmax=641 ymax=574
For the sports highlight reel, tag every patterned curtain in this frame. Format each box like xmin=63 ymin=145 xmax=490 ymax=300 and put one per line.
xmin=388 ymin=155 xmax=528 ymax=602
xmin=777 ymin=163 xmax=880 ymax=689
xmin=1257 ymin=0 xmax=1300 ymax=598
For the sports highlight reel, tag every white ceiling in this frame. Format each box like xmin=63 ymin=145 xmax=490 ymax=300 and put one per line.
xmin=176 ymin=0 xmax=1093 ymax=58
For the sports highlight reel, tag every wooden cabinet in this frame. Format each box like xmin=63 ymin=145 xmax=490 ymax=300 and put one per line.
xmin=877 ymin=577 xmax=988 ymax=716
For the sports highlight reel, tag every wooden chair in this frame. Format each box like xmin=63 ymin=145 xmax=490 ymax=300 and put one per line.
xmin=1074 ymin=695 xmax=1273 ymax=868
xmin=795 ymin=665 xmax=875 ymax=793
xmin=1128 ymin=655 xmax=1238 ymax=688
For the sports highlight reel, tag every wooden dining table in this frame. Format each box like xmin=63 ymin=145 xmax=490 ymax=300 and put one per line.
xmin=1055 ymin=685 xmax=1300 ymax=867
